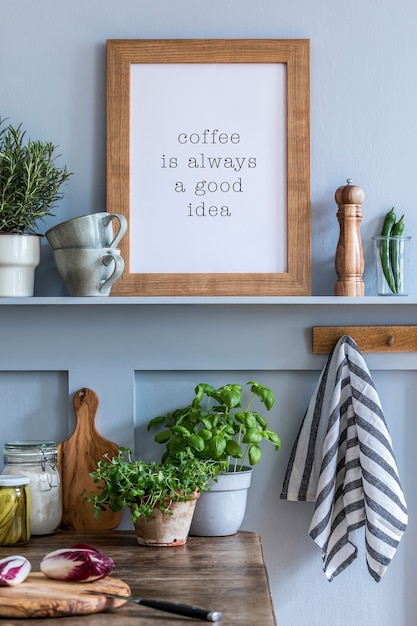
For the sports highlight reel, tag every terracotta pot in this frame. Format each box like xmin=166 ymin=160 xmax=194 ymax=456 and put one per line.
xmin=133 ymin=493 xmax=199 ymax=547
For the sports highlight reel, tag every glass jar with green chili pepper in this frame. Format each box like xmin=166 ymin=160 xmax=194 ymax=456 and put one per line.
xmin=373 ymin=234 xmax=411 ymax=295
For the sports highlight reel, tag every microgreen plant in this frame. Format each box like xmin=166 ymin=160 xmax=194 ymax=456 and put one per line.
xmin=86 ymin=448 xmax=219 ymax=523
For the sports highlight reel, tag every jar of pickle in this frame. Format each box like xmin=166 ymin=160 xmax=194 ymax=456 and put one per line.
xmin=0 ymin=475 xmax=31 ymax=545
xmin=2 ymin=441 xmax=62 ymax=535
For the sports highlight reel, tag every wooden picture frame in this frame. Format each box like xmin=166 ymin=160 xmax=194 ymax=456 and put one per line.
xmin=106 ymin=39 xmax=311 ymax=296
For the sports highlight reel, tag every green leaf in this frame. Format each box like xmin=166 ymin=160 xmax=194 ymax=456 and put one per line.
xmin=245 ymin=414 xmax=258 ymax=429
xmin=154 ymin=430 xmax=171 ymax=444
xmin=194 ymin=383 xmax=214 ymax=405
xmin=242 ymin=428 xmax=263 ymax=444
xmin=199 ymin=429 xmax=213 ymax=441
xmin=147 ymin=415 xmax=166 ymax=431
xmin=248 ymin=444 xmax=262 ymax=465
xmin=264 ymin=430 xmax=281 ymax=449
xmin=168 ymin=441 xmax=186 ymax=459
xmin=252 ymin=411 xmax=267 ymax=429
xmin=234 ymin=411 xmax=247 ymax=425
xmin=171 ymin=425 xmax=190 ymax=437
xmin=248 ymin=382 xmax=275 ymax=410
xmin=201 ymin=417 xmax=214 ymax=430
xmin=225 ymin=439 xmax=243 ymax=458
xmin=188 ymin=434 xmax=205 ymax=452
xmin=219 ymin=384 xmax=242 ymax=409
xmin=209 ymin=434 xmax=227 ymax=459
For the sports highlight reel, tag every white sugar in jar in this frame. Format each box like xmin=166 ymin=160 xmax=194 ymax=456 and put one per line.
xmin=2 ymin=441 xmax=62 ymax=535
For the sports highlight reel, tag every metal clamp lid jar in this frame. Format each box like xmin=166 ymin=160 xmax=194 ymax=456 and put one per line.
xmin=0 ymin=474 xmax=31 ymax=545
xmin=2 ymin=441 xmax=62 ymax=536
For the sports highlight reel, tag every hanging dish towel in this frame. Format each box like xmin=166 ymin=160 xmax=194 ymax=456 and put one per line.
xmin=281 ymin=335 xmax=408 ymax=582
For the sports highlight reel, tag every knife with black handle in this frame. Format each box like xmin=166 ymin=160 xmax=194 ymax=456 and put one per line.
xmin=86 ymin=590 xmax=223 ymax=621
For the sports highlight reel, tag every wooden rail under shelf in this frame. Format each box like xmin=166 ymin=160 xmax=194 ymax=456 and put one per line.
xmin=312 ymin=325 xmax=417 ymax=353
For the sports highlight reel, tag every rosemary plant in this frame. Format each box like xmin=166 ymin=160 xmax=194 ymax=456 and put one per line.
xmin=0 ymin=118 xmax=71 ymax=233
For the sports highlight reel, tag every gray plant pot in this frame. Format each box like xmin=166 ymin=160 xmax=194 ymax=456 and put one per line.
xmin=190 ymin=467 xmax=252 ymax=537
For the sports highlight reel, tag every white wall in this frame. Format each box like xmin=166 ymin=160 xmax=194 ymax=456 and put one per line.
xmin=1 ymin=2 xmax=417 ymax=625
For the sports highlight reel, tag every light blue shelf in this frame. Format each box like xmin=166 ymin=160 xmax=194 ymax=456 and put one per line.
xmin=1 ymin=296 xmax=417 ymax=305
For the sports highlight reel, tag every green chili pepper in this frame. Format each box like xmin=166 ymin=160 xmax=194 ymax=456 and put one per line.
xmin=390 ymin=214 xmax=405 ymax=293
xmin=391 ymin=214 xmax=404 ymax=236
xmin=380 ymin=207 xmax=397 ymax=293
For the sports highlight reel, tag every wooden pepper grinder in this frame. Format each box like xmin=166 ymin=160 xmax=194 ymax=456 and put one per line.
xmin=334 ymin=179 xmax=365 ymax=296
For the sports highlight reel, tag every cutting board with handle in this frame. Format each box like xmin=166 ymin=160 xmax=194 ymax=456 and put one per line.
xmin=0 ymin=573 xmax=130 ymax=618
xmin=57 ymin=388 xmax=122 ymax=530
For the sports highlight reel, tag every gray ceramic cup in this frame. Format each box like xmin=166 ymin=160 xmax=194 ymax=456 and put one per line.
xmin=45 ymin=212 xmax=127 ymax=250
xmin=53 ymin=247 xmax=124 ymax=296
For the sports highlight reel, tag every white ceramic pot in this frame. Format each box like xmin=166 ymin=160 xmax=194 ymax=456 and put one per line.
xmin=190 ymin=467 xmax=252 ymax=537
xmin=0 ymin=234 xmax=41 ymax=297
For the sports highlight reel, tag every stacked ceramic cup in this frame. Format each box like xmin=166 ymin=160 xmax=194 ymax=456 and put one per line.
xmin=45 ymin=212 xmax=127 ymax=296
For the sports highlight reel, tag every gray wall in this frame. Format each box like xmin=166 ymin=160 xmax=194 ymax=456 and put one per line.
xmin=1 ymin=2 xmax=417 ymax=625
xmin=1 ymin=0 xmax=417 ymax=296
xmin=0 ymin=299 xmax=415 ymax=626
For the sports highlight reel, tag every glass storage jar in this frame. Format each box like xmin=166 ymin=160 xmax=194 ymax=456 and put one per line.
xmin=2 ymin=441 xmax=62 ymax=535
xmin=0 ymin=474 xmax=31 ymax=545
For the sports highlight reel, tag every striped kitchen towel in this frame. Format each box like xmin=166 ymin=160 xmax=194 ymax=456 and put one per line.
xmin=280 ymin=335 xmax=408 ymax=582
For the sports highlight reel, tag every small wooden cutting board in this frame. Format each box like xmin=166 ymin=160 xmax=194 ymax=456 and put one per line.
xmin=57 ymin=388 xmax=122 ymax=531
xmin=0 ymin=572 xmax=130 ymax=618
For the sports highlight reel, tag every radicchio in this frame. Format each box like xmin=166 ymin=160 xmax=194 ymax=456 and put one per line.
xmin=0 ymin=555 xmax=31 ymax=586
xmin=40 ymin=543 xmax=115 ymax=582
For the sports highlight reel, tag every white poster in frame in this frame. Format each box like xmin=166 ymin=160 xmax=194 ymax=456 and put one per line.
xmin=130 ymin=62 xmax=287 ymax=274
xmin=106 ymin=39 xmax=311 ymax=296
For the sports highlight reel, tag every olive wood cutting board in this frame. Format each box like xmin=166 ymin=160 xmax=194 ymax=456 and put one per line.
xmin=0 ymin=572 xmax=130 ymax=618
xmin=57 ymin=388 xmax=122 ymax=531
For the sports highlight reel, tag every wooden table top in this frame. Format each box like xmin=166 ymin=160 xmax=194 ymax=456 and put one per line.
xmin=0 ymin=530 xmax=276 ymax=625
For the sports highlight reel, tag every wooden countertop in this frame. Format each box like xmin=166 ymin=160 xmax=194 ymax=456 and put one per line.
xmin=0 ymin=530 xmax=276 ymax=625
